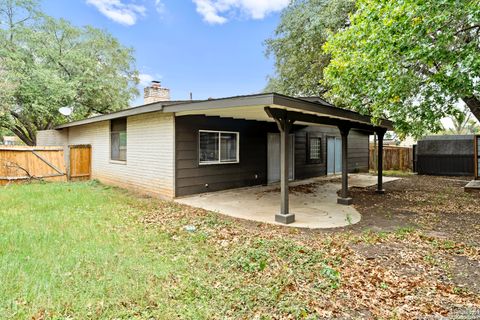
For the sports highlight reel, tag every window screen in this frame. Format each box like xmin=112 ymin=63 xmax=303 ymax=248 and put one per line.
xmin=199 ymin=131 xmax=239 ymax=164
xmin=199 ymin=131 xmax=219 ymax=163
xmin=111 ymin=118 xmax=127 ymax=161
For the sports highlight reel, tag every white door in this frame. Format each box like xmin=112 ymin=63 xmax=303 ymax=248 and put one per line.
xmin=327 ymin=137 xmax=342 ymax=175
xmin=267 ymin=133 xmax=294 ymax=184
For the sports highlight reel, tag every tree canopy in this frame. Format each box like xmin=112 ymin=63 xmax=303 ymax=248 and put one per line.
xmin=323 ymin=0 xmax=480 ymax=137
xmin=441 ymin=105 xmax=480 ymax=135
xmin=0 ymin=0 xmax=139 ymax=145
xmin=265 ymin=0 xmax=355 ymax=96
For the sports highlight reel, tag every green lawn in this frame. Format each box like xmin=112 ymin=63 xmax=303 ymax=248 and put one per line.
xmin=0 ymin=182 xmax=218 ymax=319
xmin=1 ymin=180 xmax=479 ymax=319
xmin=1 ymin=181 xmax=336 ymax=319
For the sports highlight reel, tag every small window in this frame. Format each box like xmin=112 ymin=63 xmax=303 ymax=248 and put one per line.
xmin=199 ymin=130 xmax=239 ymax=165
xmin=111 ymin=118 xmax=127 ymax=161
xmin=307 ymin=135 xmax=322 ymax=163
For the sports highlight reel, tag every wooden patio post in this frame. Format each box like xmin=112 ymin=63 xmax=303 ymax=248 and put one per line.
xmin=376 ymin=129 xmax=386 ymax=194
xmin=264 ymin=107 xmax=296 ymax=224
xmin=337 ymin=126 xmax=352 ymax=205
xmin=274 ymin=112 xmax=295 ymax=224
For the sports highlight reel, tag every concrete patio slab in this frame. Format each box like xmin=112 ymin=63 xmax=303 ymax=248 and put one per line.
xmin=465 ymin=180 xmax=480 ymax=193
xmin=175 ymin=174 xmax=400 ymax=229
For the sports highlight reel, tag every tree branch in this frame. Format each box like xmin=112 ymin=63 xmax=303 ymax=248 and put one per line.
xmin=10 ymin=126 xmax=34 ymax=146
xmin=462 ymin=96 xmax=480 ymax=123
xmin=455 ymin=24 xmax=480 ymax=35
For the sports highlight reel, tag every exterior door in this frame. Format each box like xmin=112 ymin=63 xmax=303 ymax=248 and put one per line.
xmin=327 ymin=137 xmax=342 ymax=175
xmin=267 ymin=133 xmax=294 ymax=184
xmin=475 ymin=135 xmax=479 ymax=179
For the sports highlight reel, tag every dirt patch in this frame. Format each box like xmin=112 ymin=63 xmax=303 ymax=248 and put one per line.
xmin=351 ymin=242 xmax=425 ymax=277
xmin=347 ymin=175 xmax=480 ymax=244
xmin=255 ymin=180 xmax=341 ymax=198
xmin=450 ymin=256 xmax=480 ymax=295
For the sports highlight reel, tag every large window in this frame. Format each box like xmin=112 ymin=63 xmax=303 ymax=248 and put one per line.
xmin=307 ymin=133 xmax=322 ymax=163
xmin=111 ymin=118 xmax=127 ymax=162
xmin=199 ymin=130 xmax=239 ymax=165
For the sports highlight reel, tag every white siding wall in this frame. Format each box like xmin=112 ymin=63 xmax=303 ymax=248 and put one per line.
xmin=37 ymin=129 xmax=69 ymax=147
xmin=65 ymin=112 xmax=175 ymax=198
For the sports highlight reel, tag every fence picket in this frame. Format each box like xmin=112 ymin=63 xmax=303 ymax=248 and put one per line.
xmin=0 ymin=146 xmax=66 ymax=185
xmin=369 ymin=146 xmax=413 ymax=171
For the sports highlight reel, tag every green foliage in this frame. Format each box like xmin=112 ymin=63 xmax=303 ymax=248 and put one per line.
xmin=0 ymin=0 xmax=139 ymax=145
xmin=231 ymin=246 xmax=270 ymax=272
xmin=265 ymin=0 xmax=355 ymax=95
xmin=0 ymin=127 xmax=13 ymax=144
xmin=319 ymin=264 xmax=341 ymax=289
xmin=440 ymin=105 xmax=480 ymax=134
xmin=324 ymin=0 xmax=480 ymax=137
xmin=395 ymin=226 xmax=416 ymax=238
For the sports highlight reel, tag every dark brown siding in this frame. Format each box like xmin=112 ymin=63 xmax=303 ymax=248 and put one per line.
xmin=294 ymin=126 xmax=326 ymax=179
xmin=295 ymin=127 xmax=370 ymax=178
xmin=175 ymin=115 xmax=370 ymax=197
xmin=175 ymin=115 xmax=277 ymax=196
xmin=348 ymin=130 xmax=370 ymax=172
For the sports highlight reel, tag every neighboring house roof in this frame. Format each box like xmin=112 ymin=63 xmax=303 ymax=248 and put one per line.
xmin=55 ymin=93 xmax=394 ymax=131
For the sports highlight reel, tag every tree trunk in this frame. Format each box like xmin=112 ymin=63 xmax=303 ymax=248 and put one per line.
xmin=463 ymin=96 xmax=480 ymax=122
xmin=11 ymin=127 xmax=35 ymax=146
xmin=9 ymin=111 xmax=37 ymax=146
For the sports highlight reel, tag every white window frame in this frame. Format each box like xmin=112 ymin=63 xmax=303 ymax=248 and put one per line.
xmin=110 ymin=118 xmax=127 ymax=163
xmin=308 ymin=136 xmax=322 ymax=161
xmin=198 ymin=130 xmax=240 ymax=165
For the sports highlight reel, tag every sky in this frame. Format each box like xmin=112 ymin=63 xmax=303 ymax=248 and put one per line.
xmin=41 ymin=0 xmax=289 ymax=106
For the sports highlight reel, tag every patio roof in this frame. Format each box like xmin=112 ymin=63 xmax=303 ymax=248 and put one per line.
xmin=55 ymin=93 xmax=393 ymax=131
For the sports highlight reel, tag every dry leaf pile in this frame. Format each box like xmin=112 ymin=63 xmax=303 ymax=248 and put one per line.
xmin=139 ymin=175 xmax=480 ymax=319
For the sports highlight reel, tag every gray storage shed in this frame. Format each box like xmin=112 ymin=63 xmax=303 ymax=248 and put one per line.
xmin=416 ymin=135 xmax=475 ymax=176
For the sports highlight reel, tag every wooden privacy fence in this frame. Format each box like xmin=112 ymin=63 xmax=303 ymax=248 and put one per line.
xmin=69 ymin=145 xmax=92 ymax=180
xmin=0 ymin=144 xmax=92 ymax=185
xmin=369 ymin=146 xmax=413 ymax=171
xmin=0 ymin=146 xmax=67 ymax=185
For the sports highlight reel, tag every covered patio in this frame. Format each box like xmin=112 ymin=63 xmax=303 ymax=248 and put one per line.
xmin=169 ymin=93 xmax=394 ymax=224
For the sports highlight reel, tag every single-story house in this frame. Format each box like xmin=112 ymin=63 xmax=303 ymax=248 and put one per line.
xmin=38 ymin=82 xmax=393 ymax=224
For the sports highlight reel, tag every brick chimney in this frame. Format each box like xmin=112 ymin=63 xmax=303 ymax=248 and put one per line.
xmin=144 ymin=81 xmax=170 ymax=104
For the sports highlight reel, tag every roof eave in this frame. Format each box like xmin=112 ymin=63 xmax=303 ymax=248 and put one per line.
xmin=54 ymin=92 xmax=393 ymax=131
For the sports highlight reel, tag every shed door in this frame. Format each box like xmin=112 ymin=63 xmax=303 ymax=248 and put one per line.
xmin=327 ymin=137 xmax=342 ymax=175
xmin=267 ymin=133 xmax=294 ymax=184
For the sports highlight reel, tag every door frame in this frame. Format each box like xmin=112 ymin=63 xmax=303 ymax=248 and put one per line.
xmin=267 ymin=132 xmax=295 ymax=184
xmin=326 ymin=135 xmax=341 ymax=175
